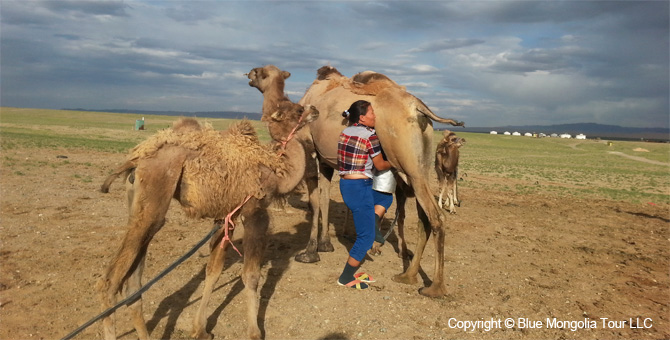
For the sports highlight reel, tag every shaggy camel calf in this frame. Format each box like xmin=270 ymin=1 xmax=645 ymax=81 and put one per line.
xmin=435 ymin=130 xmax=465 ymax=213
xmin=97 ymin=102 xmax=317 ymax=340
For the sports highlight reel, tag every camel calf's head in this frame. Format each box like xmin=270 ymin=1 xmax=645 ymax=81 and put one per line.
xmin=268 ymin=102 xmax=319 ymax=140
xmin=442 ymin=130 xmax=466 ymax=148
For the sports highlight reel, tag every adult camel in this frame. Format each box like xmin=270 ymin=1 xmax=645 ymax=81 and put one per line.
xmin=247 ymin=65 xmax=335 ymax=263
xmin=97 ymin=102 xmax=318 ymax=340
xmin=250 ymin=65 xmax=464 ymax=297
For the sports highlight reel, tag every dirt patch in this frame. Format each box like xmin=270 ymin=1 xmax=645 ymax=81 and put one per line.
xmin=607 ymin=151 xmax=668 ymax=166
xmin=1 ymin=147 xmax=668 ymax=339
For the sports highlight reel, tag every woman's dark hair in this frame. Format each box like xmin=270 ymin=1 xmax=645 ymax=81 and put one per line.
xmin=342 ymin=100 xmax=371 ymax=124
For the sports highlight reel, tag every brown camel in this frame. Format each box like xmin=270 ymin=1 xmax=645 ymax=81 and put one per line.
xmin=435 ymin=130 xmax=465 ymax=213
xmin=97 ymin=102 xmax=318 ymax=340
xmin=248 ymin=65 xmax=334 ymax=263
xmin=250 ymin=65 xmax=464 ymax=297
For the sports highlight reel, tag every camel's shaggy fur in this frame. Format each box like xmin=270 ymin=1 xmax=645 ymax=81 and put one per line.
xmin=129 ymin=120 xmax=281 ymax=216
xmin=435 ymin=130 xmax=465 ymax=214
xmin=97 ymin=102 xmax=317 ymax=340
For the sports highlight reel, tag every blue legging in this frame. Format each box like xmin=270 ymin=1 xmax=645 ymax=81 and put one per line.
xmin=340 ymin=178 xmax=375 ymax=262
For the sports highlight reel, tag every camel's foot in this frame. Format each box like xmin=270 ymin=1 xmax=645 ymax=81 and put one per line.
xmin=419 ymin=283 xmax=448 ymax=298
xmin=248 ymin=326 xmax=262 ymax=340
xmin=397 ymin=249 xmax=413 ymax=260
xmin=191 ymin=329 xmax=213 ymax=340
xmin=317 ymin=240 xmax=334 ymax=252
xmin=294 ymin=251 xmax=320 ymax=263
xmin=392 ymin=272 xmax=419 ymax=285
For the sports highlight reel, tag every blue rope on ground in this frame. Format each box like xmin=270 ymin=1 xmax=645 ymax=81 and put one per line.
xmin=60 ymin=224 xmax=222 ymax=340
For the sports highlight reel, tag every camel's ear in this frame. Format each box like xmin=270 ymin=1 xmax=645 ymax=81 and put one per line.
xmin=302 ymin=105 xmax=319 ymax=123
xmin=282 ymin=71 xmax=291 ymax=79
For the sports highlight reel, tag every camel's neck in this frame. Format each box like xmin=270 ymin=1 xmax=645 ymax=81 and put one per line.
xmin=275 ymin=138 xmax=306 ymax=195
xmin=261 ymin=85 xmax=288 ymax=115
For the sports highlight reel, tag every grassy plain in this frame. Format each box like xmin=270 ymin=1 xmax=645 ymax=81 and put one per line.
xmin=442 ymin=129 xmax=670 ymax=204
xmin=2 ymin=107 xmax=668 ymax=204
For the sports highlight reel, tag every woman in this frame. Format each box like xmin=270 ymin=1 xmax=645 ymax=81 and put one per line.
xmin=337 ymin=100 xmax=391 ymax=289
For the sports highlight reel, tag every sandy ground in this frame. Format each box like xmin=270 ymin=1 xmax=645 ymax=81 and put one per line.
xmin=1 ymin=147 xmax=668 ymax=340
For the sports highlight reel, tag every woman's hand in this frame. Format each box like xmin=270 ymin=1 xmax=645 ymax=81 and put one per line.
xmin=372 ymin=153 xmax=391 ymax=171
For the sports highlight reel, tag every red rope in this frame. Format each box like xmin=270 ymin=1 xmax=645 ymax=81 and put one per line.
xmin=278 ymin=111 xmax=305 ymax=155
xmin=218 ymin=194 xmax=252 ymax=256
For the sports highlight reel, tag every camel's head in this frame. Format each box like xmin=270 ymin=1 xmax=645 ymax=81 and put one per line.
xmin=270 ymin=102 xmax=319 ymax=125
xmin=442 ymin=130 xmax=466 ymax=148
xmin=268 ymin=102 xmax=318 ymax=140
xmin=247 ymin=65 xmax=290 ymax=92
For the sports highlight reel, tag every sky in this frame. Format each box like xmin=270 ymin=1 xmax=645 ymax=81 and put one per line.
xmin=1 ymin=1 xmax=668 ymax=129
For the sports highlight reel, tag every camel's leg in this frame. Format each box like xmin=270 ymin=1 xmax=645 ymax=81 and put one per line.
xmin=317 ymin=165 xmax=334 ymax=252
xmin=191 ymin=227 xmax=229 ymax=340
xmin=446 ymin=176 xmax=456 ymax=214
xmin=240 ymin=206 xmax=269 ymax=340
xmin=99 ymin=214 xmax=169 ymax=340
xmin=295 ymin=161 xmax=333 ymax=263
xmin=421 ymin=222 xmax=446 ymax=297
xmin=125 ymin=251 xmax=150 ymax=340
xmin=453 ymin=170 xmax=460 ymax=207
xmin=394 ymin=180 xmax=448 ymax=297
xmin=99 ymin=211 xmax=170 ymax=339
xmin=125 ymin=169 xmax=135 ymax=217
xmin=394 ymin=184 xmax=409 ymax=259
xmin=98 ymin=149 xmax=185 ymax=340
xmin=415 ymin=182 xmax=449 ymax=297
xmin=392 ymin=201 xmax=428 ymax=286
xmin=437 ymin=178 xmax=446 ymax=209
xmin=294 ymin=169 xmax=321 ymax=263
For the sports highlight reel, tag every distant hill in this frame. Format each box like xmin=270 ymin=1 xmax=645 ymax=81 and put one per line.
xmin=66 ymin=109 xmax=668 ymax=141
xmin=441 ymin=123 xmax=669 ymax=141
xmin=63 ymin=108 xmax=262 ymax=121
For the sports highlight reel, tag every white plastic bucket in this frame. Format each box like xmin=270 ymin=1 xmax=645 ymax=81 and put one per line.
xmin=372 ymin=169 xmax=396 ymax=193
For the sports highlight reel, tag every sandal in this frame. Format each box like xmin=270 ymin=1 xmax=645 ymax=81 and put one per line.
xmin=337 ymin=279 xmax=368 ymax=290
xmin=354 ymin=272 xmax=376 ymax=283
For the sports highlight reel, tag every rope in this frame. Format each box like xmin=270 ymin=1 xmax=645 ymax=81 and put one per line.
xmin=382 ymin=207 xmax=400 ymax=241
xmin=218 ymin=194 xmax=252 ymax=256
xmin=278 ymin=109 xmax=306 ymax=155
xmin=60 ymin=224 xmax=221 ymax=340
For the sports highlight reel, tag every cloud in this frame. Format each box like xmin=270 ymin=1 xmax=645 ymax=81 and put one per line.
xmin=409 ymin=38 xmax=485 ymax=53
xmin=0 ymin=1 xmax=667 ymax=128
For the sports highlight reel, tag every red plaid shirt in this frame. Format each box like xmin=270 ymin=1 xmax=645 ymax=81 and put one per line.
xmin=338 ymin=123 xmax=382 ymax=178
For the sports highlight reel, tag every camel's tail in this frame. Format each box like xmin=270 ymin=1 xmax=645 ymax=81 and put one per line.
xmin=415 ymin=96 xmax=465 ymax=127
xmin=100 ymin=160 xmax=136 ymax=193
